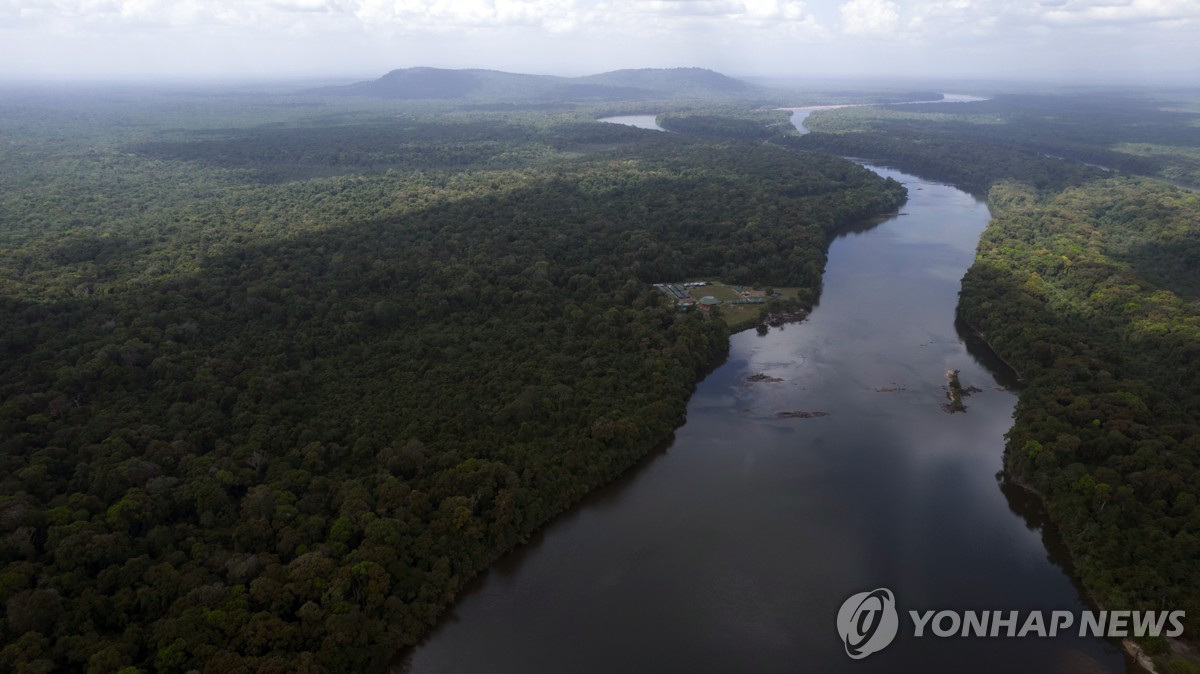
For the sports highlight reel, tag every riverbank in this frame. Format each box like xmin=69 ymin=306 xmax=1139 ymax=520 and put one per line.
xmin=1001 ymin=462 xmax=1162 ymax=674
xmin=960 ymin=184 xmax=1191 ymax=674
xmin=956 ymin=314 xmax=1025 ymax=384
xmin=393 ymin=158 xmax=905 ymax=669
xmin=945 ymin=176 xmax=1179 ymax=674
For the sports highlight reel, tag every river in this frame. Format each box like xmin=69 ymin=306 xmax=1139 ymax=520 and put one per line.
xmin=397 ymin=117 xmax=1132 ymax=674
xmin=595 ymin=114 xmax=667 ymax=131
xmin=784 ymin=93 xmax=989 ymax=136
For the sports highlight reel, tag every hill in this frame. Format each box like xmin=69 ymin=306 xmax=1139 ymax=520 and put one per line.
xmin=329 ymin=67 xmax=559 ymax=100
xmin=573 ymin=67 xmax=753 ymax=96
xmin=321 ymin=66 xmax=758 ymax=101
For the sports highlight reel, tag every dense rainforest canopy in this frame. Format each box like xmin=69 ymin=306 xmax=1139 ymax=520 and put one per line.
xmin=800 ymin=93 xmax=1200 ymax=672
xmin=0 ymin=87 xmax=905 ymax=673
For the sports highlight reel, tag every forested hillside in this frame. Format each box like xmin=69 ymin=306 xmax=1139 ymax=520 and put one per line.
xmin=0 ymin=88 xmax=904 ymax=672
xmin=800 ymin=94 xmax=1200 ymax=671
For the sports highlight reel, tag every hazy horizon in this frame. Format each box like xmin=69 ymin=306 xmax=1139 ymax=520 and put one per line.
xmin=2 ymin=0 xmax=1198 ymax=85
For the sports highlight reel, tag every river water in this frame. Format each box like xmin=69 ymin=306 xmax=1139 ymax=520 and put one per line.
xmin=784 ymin=93 xmax=989 ymax=136
xmin=398 ymin=121 xmax=1131 ymax=674
xmin=595 ymin=114 xmax=666 ymax=131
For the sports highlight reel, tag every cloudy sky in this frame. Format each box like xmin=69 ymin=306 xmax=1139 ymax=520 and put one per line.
xmin=1 ymin=0 xmax=1198 ymax=82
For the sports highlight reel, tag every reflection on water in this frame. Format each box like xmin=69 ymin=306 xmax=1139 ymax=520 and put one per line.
xmin=398 ymin=164 xmax=1131 ymax=674
xmin=596 ymin=114 xmax=666 ymax=132
xmin=956 ymin=317 xmax=1022 ymax=391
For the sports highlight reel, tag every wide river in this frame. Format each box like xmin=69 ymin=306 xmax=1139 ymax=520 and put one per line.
xmin=398 ymin=118 xmax=1133 ymax=673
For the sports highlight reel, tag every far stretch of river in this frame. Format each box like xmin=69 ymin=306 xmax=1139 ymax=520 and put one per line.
xmin=398 ymin=111 xmax=1133 ymax=674
xmin=784 ymin=93 xmax=988 ymax=135
xmin=596 ymin=114 xmax=666 ymax=131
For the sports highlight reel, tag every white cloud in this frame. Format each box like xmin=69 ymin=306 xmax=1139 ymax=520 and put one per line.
xmin=739 ymin=0 xmax=811 ymax=21
xmin=6 ymin=0 xmax=1199 ymax=35
xmin=1037 ymin=0 xmax=1200 ymax=26
xmin=0 ymin=0 xmax=1197 ymax=79
xmin=839 ymin=0 xmax=899 ymax=34
xmin=0 ymin=0 xmax=831 ymax=34
xmin=859 ymin=0 xmax=1200 ymax=43
xmin=269 ymin=0 xmax=337 ymax=12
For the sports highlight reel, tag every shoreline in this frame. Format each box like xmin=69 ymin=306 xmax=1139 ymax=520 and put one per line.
xmin=390 ymin=316 xmax=737 ymax=668
xmin=974 ymin=314 xmax=1177 ymax=674
xmin=391 ymin=155 xmax=896 ymax=669
xmin=956 ymin=313 xmax=1025 ymax=384
xmin=1001 ymin=460 xmax=1161 ymax=674
xmin=388 ymin=420 xmax=695 ymax=669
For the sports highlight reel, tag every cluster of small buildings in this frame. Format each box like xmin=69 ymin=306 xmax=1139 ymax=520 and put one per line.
xmin=653 ymin=283 xmax=694 ymax=301
xmin=653 ymin=283 xmax=723 ymax=313
xmin=653 ymin=282 xmax=713 ymax=296
xmin=654 ymin=281 xmax=783 ymax=319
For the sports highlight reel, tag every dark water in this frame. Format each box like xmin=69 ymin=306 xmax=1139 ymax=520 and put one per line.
xmin=398 ymin=164 xmax=1131 ymax=674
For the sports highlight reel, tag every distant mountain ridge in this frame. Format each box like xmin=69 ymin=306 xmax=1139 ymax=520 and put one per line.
xmin=319 ymin=67 xmax=757 ymax=101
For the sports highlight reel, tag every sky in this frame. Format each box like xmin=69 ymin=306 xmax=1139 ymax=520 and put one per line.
xmin=1 ymin=0 xmax=1198 ymax=82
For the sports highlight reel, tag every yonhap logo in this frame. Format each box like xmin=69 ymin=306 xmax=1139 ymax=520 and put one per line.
xmin=837 ymin=588 xmax=899 ymax=659
xmin=835 ymin=587 xmax=1186 ymax=661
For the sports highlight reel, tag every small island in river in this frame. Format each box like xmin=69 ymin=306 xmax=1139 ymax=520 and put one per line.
xmin=775 ymin=410 xmax=830 ymax=419
xmin=943 ymin=369 xmax=982 ymax=413
xmin=745 ymin=373 xmax=785 ymax=383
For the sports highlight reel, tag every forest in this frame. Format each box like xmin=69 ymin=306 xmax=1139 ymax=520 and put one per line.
xmin=0 ymin=85 xmax=905 ymax=673
xmin=799 ymin=92 xmax=1200 ymax=672
xmin=798 ymin=93 xmax=1200 ymax=191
